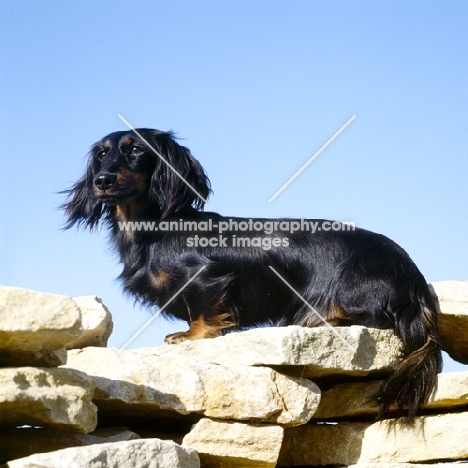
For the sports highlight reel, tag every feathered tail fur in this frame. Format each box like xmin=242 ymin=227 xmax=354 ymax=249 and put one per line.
xmin=376 ymin=291 xmax=442 ymax=419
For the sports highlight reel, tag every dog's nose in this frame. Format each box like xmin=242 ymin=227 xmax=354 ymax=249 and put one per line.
xmin=94 ymin=173 xmax=116 ymax=191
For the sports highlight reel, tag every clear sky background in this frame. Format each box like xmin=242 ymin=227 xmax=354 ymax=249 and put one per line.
xmin=1 ymin=1 xmax=467 ymax=372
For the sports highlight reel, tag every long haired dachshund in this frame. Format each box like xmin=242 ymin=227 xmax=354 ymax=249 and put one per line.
xmin=63 ymin=128 xmax=442 ymax=419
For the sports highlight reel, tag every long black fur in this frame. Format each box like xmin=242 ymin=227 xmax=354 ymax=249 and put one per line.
xmin=63 ymin=128 xmax=442 ymax=419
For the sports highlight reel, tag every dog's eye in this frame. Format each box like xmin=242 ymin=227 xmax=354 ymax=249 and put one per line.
xmin=97 ymin=150 xmax=107 ymax=160
xmin=130 ymin=146 xmax=144 ymax=157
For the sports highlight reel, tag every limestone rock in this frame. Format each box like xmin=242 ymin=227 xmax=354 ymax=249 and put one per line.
xmin=203 ymin=364 xmax=320 ymax=425
xmin=0 ymin=427 xmax=139 ymax=463
xmin=147 ymin=325 xmax=404 ymax=379
xmin=5 ymin=438 xmax=200 ymax=468
xmin=430 ymin=280 xmax=468 ymax=363
xmin=278 ymin=412 xmax=468 ymax=466
xmin=64 ymin=347 xmax=320 ymax=427
xmin=0 ymin=285 xmax=82 ymax=366
xmin=313 ymin=371 xmax=468 ymax=420
xmin=0 ymin=367 xmax=97 ymax=433
xmin=65 ymin=296 xmax=113 ymax=349
xmin=183 ymin=418 xmax=283 ymax=467
xmin=346 ymin=465 xmax=460 ymax=468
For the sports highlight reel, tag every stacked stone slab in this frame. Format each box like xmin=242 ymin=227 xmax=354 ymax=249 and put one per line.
xmin=0 ymin=286 xmax=99 ymax=435
xmin=0 ymin=285 xmax=198 ymax=467
xmin=1 ymin=281 xmax=467 ymax=467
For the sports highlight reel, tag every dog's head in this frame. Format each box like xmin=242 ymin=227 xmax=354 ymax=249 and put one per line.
xmin=63 ymin=129 xmax=211 ymax=228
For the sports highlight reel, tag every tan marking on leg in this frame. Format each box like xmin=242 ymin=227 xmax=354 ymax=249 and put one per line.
xmin=325 ymin=303 xmax=351 ymax=327
xmin=299 ymin=303 xmax=351 ymax=328
xmin=165 ymin=312 xmax=237 ymax=344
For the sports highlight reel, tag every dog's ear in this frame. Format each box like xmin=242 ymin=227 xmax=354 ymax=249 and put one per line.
xmin=148 ymin=132 xmax=211 ymax=218
xmin=61 ymin=160 xmax=104 ymax=230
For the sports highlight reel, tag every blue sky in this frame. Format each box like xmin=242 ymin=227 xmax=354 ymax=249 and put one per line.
xmin=1 ymin=1 xmax=467 ymax=372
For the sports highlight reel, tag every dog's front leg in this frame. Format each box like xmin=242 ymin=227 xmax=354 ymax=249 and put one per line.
xmin=165 ymin=312 xmax=235 ymax=344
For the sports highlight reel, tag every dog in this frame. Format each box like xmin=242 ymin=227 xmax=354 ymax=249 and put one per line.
xmin=63 ymin=128 xmax=442 ymax=419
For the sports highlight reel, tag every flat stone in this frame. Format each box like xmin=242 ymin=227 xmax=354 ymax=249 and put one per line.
xmin=0 ymin=285 xmax=82 ymax=366
xmin=65 ymin=296 xmax=113 ymax=349
xmin=278 ymin=412 xmax=468 ymax=466
xmin=346 ymin=465 xmax=462 ymax=468
xmin=147 ymin=325 xmax=404 ymax=379
xmin=183 ymin=418 xmax=283 ymax=467
xmin=64 ymin=347 xmax=320 ymax=427
xmin=430 ymin=280 xmax=468 ymax=363
xmin=203 ymin=364 xmax=320 ymax=426
xmin=0 ymin=427 xmax=139 ymax=463
xmin=0 ymin=367 xmax=97 ymax=433
xmin=5 ymin=438 xmax=200 ymax=468
xmin=313 ymin=371 xmax=468 ymax=420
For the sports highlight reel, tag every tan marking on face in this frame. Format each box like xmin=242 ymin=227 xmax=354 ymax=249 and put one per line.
xmin=116 ymin=169 xmax=147 ymax=190
xmin=112 ymin=171 xmax=150 ymax=223
xmin=116 ymin=204 xmax=132 ymax=223
xmin=121 ymin=136 xmax=133 ymax=147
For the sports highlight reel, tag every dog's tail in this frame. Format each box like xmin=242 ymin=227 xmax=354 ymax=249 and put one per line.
xmin=377 ymin=289 xmax=442 ymax=419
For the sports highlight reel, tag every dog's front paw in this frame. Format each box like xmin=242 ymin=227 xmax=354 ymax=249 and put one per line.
xmin=164 ymin=331 xmax=191 ymax=344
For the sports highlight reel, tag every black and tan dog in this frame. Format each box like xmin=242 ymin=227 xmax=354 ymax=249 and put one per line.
xmin=63 ymin=128 xmax=442 ymax=418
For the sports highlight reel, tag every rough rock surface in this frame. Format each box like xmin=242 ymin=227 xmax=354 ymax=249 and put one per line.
xmin=5 ymin=438 xmax=200 ymax=468
xmin=148 ymin=325 xmax=404 ymax=378
xmin=0 ymin=427 xmax=139 ymax=463
xmin=183 ymin=418 xmax=283 ymax=467
xmin=278 ymin=412 xmax=468 ymax=466
xmin=3 ymin=281 xmax=468 ymax=467
xmin=346 ymin=465 xmax=462 ymax=468
xmin=0 ymin=285 xmax=82 ymax=366
xmin=65 ymin=296 xmax=113 ymax=349
xmin=0 ymin=367 xmax=97 ymax=433
xmin=64 ymin=347 xmax=321 ymax=427
xmin=313 ymin=371 xmax=468 ymax=420
xmin=430 ymin=280 xmax=468 ymax=363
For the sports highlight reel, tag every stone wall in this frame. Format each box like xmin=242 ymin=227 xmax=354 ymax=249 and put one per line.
xmin=0 ymin=281 xmax=467 ymax=467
